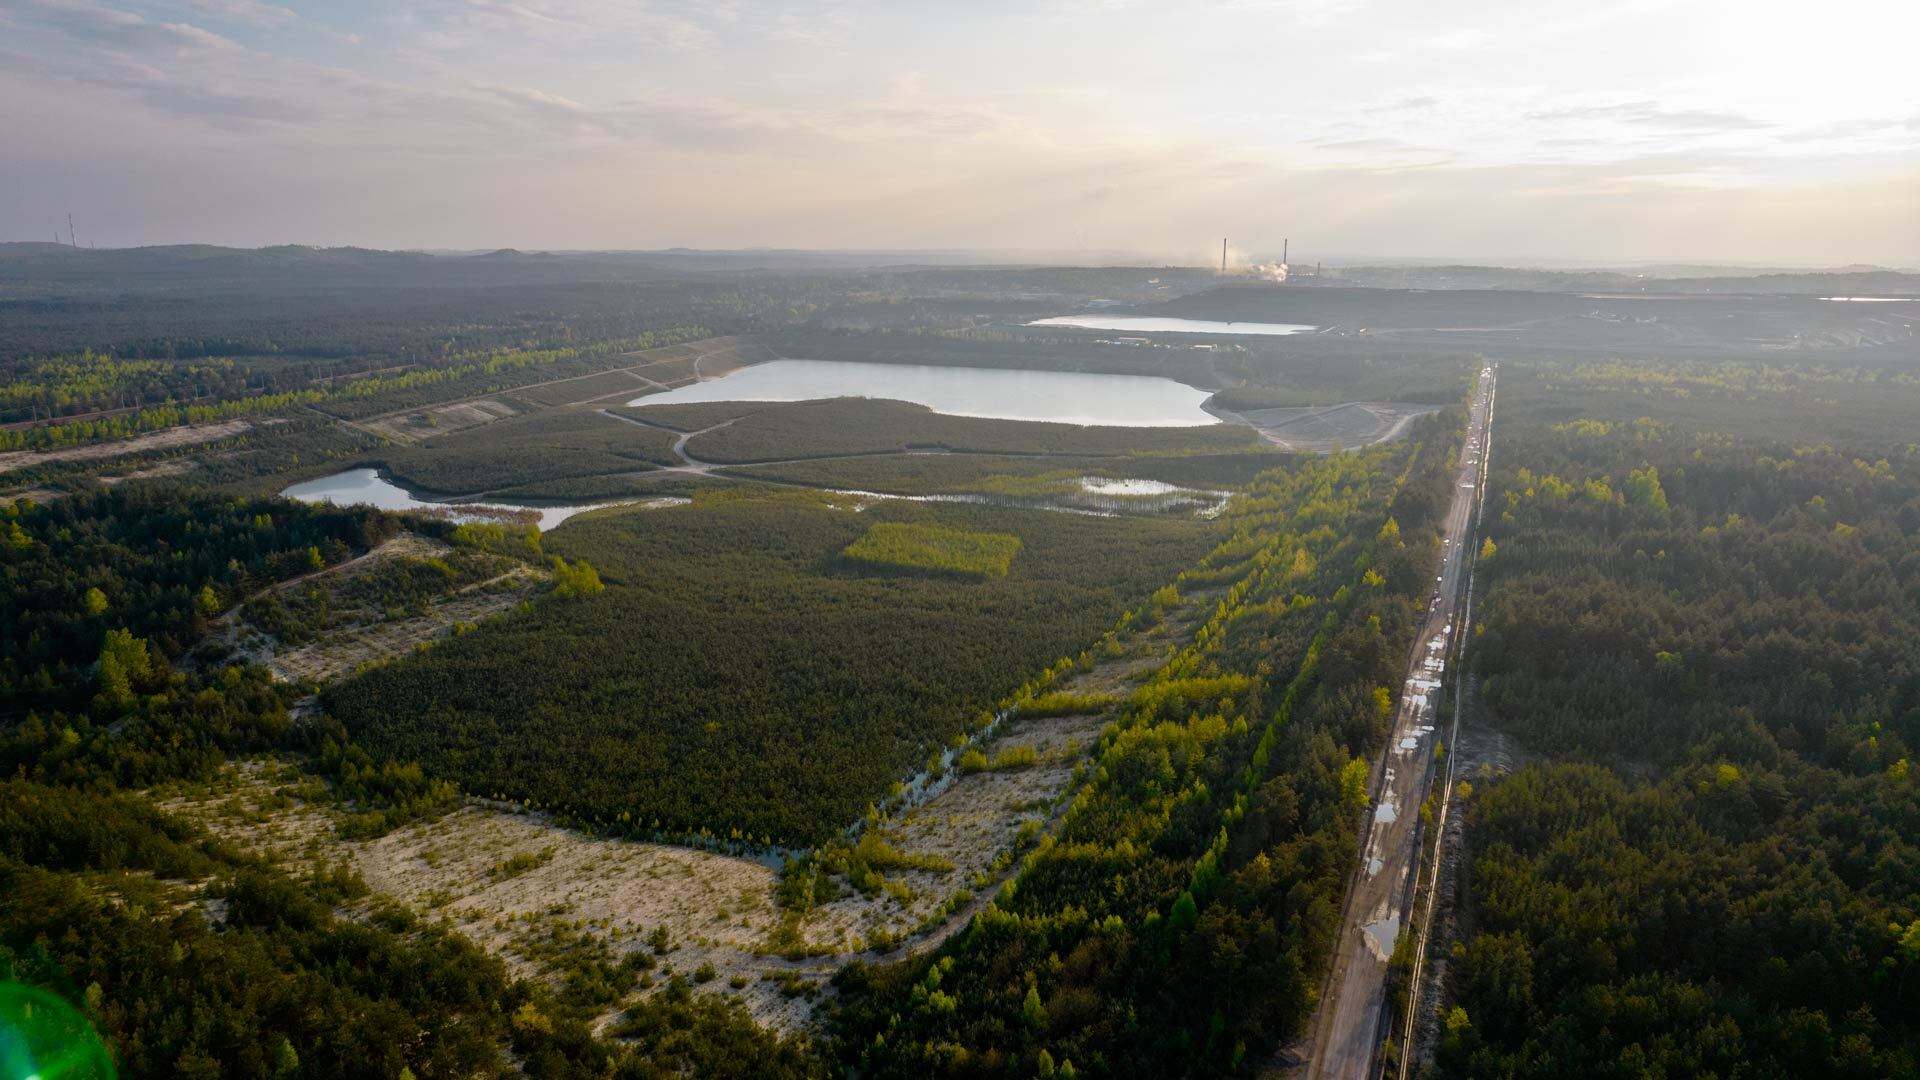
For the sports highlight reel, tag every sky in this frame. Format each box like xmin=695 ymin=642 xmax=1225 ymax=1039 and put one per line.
xmin=2 ymin=0 xmax=1917 ymax=264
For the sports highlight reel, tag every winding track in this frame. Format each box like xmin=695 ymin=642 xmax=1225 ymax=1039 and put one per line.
xmin=1303 ymin=364 xmax=1495 ymax=1079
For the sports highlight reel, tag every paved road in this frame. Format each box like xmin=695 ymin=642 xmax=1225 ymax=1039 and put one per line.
xmin=1304 ymin=364 xmax=1496 ymax=1079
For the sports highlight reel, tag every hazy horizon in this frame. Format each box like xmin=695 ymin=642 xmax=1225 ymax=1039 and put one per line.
xmin=3 ymin=0 xmax=1917 ymax=264
xmin=7 ymin=239 xmax=1917 ymax=273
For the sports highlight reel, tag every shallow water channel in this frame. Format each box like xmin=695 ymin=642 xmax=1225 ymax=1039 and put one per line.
xmin=279 ymin=468 xmax=679 ymax=530
xmin=282 ymin=468 xmax=1231 ymax=526
xmin=1028 ymin=314 xmax=1319 ymax=336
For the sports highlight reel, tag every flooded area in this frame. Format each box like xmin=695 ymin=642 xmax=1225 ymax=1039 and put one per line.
xmin=280 ymin=468 xmax=678 ymax=530
xmin=628 ymin=358 xmax=1219 ymax=427
xmin=1028 ymin=315 xmax=1318 ymax=335
xmin=1079 ymin=477 xmax=1183 ymax=496
xmin=1361 ymin=914 xmax=1402 ymax=962
xmin=823 ymin=476 xmax=1230 ymax=519
xmin=284 ymin=467 xmax=1228 ymax=527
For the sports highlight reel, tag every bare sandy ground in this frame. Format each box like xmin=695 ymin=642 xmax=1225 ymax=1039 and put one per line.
xmin=206 ymin=532 xmax=545 ymax=683
xmin=100 ymin=459 xmax=198 ymax=484
xmin=162 ymin=624 xmax=1170 ymax=1035
xmin=164 ymin=543 xmax=1208 ymax=1036
xmin=161 ymin=768 xmax=816 ymax=1029
xmin=364 ymin=398 xmax=518 ymax=443
xmin=268 ymin=573 xmax=540 ymax=683
xmin=0 ymin=418 xmax=251 ymax=475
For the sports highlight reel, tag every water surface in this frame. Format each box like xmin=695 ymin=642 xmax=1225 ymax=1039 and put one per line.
xmin=281 ymin=468 xmax=666 ymax=531
xmin=1029 ymin=315 xmax=1318 ymax=336
xmin=629 ymin=358 xmax=1217 ymax=427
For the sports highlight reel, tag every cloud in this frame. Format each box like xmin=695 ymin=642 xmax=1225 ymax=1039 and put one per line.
xmin=189 ymin=0 xmax=297 ymax=26
xmin=1363 ymin=95 xmax=1438 ymax=113
xmin=17 ymin=0 xmax=243 ymax=53
xmin=1313 ymin=136 xmax=1434 ymax=153
xmin=413 ymin=0 xmax=715 ymax=51
xmin=1 ymin=46 xmax=315 ymax=125
xmin=1528 ymin=101 xmax=1766 ymax=131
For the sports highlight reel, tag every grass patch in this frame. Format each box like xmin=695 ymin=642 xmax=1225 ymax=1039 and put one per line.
xmin=842 ymin=522 xmax=1022 ymax=578
xmin=486 ymin=845 xmax=556 ymax=882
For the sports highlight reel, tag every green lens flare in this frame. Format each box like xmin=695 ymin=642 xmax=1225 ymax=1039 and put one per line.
xmin=0 ymin=984 xmax=115 ymax=1080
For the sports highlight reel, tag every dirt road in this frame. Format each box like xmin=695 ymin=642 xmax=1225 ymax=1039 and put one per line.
xmin=1303 ymin=364 xmax=1496 ymax=1078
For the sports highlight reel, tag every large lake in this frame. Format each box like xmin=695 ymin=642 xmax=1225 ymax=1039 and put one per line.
xmin=1028 ymin=315 xmax=1318 ymax=336
xmin=629 ymin=358 xmax=1218 ymax=427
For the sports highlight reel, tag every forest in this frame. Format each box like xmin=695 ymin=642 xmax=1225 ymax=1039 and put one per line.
xmin=0 ymin=483 xmax=823 ymax=1079
xmin=1435 ymin=375 xmax=1920 ymax=1076
xmin=371 ymin=409 xmax=682 ymax=497
xmin=322 ymin=489 xmax=1219 ymax=845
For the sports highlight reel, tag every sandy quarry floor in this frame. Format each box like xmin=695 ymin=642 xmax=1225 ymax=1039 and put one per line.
xmin=267 ymin=573 xmax=541 ymax=683
xmin=100 ymin=459 xmax=199 ymax=484
xmin=161 ymin=766 xmax=821 ymax=1030
xmin=0 ymin=418 xmax=251 ymax=474
xmin=205 ymin=532 xmax=546 ymax=684
xmin=363 ymin=398 xmax=519 ymax=443
xmin=165 ymin=562 xmax=1207 ymax=1035
xmin=162 ymin=694 xmax=1127 ymax=1033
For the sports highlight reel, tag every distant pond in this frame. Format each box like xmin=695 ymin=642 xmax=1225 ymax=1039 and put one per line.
xmin=630 ymin=358 xmax=1218 ymax=427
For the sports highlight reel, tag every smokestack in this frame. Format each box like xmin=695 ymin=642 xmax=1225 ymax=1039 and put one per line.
xmin=1221 ymin=238 xmax=1227 ymax=274
xmin=1282 ymin=238 xmax=1289 ymax=265
xmin=68 ymin=213 xmax=76 ymax=248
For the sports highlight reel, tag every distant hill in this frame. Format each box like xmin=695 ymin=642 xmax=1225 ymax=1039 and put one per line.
xmin=0 ymin=243 xmax=681 ymax=293
xmin=0 ymin=244 xmax=1108 ymax=295
xmin=3 ymin=243 xmax=1912 ymax=299
xmin=1314 ymin=262 xmax=1920 ymax=295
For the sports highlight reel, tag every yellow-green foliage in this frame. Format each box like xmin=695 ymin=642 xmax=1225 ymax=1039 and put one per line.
xmin=1130 ymin=674 xmax=1252 ymax=722
xmin=550 ymin=557 xmax=604 ymax=598
xmin=843 ymin=522 xmax=1022 ymax=578
xmin=851 ymin=832 xmax=955 ymax=874
xmin=1017 ymin=690 xmax=1118 ymax=718
xmin=989 ymin=745 xmax=1039 ymax=770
